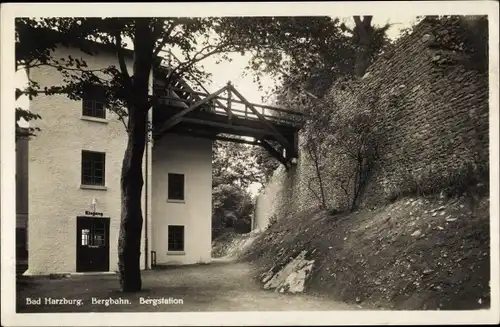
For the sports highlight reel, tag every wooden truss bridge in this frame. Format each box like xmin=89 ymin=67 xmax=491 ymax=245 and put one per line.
xmin=152 ymin=57 xmax=305 ymax=167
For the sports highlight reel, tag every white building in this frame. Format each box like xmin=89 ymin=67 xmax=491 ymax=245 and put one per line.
xmin=19 ymin=40 xmax=214 ymax=275
xmin=17 ymin=36 xmax=302 ymax=276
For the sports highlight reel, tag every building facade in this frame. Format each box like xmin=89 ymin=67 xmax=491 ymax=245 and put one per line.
xmin=20 ymin=43 xmax=213 ymax=275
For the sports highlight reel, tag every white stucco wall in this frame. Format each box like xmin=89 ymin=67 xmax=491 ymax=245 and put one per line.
xmin=254 ymin=167 xmax=286 ymax=231
xmin=151 ymin=134 xmax=213 ymax=265
xmin=26 ymin=44 xmax=153 ymax=275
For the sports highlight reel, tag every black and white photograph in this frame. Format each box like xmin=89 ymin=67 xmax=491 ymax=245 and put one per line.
xmin=1 ymin=1 xmax=499 ymax=326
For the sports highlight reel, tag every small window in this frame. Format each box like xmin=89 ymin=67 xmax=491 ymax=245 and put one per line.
xmin=81 ymin=150 xmax=106 ymax=186
xmin=168 ymin=173 xmax=184 ymax=201
xmin=82 ymin=84 xmax=106 ymax=119
xmin=81 ymin=229 xmax=90 ymax=246
xmin=168 ymin=225 xmax=184 ymax=252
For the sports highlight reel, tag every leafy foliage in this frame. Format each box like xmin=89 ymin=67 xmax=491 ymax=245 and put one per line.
xmin=218 ymin=16 xmax=391 ymax=109
xmin=211 ymin=138 xmax=265 ymax=237
xmin=212 ymin=183 xmax=254 ymax=238
xmin=424 ymin=15 xmax=488 ymax=73
xmin=212 ymin=139 xmax=267 ymax=189
xmin=15 ymin=18 xmax=88 ymax=139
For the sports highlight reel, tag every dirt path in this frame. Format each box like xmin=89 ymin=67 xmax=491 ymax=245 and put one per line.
xmin=17 ymin=259 xmax=355 ymax=312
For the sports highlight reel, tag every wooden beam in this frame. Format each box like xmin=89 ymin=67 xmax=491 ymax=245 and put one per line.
xmin=215 ymin=135 xmax=260 ymax=146
xmin=153 ymin=127 xmax=261 ymax=147
xmin=226 ymin=82 xmax=233 ymax=121
xmin=259 ymin=139 xmax=288 ymax=167
xmin=155 ymin=85 xmax=228 ymax=135
xmin=174 ymin=77 xmax=229 ymax=112
xmin=229 ymin=85 xmax=293 ymax=153
xmin=180 ymin=117 xmax=269 ymax=136
xmin=155 ymin=96 xmax=302 ymax=126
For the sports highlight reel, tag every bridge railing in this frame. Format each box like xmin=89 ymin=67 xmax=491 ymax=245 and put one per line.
xmin=155 ymin=50 xmax=304 ymax=126
xmin=155 ymin=84 xmax=304 ymax=126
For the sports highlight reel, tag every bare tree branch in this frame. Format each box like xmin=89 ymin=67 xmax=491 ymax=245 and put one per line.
xmin=307 ymin=179 xmax=323 ymax=208
xmin=167 ymin=42 xmax=241 ymax=83
xmin=153 ymin=20 xmax=178 ymax=57
xmin=19 ymin=61 xmax=108 ymax=73
xmin=115 ymin=110 xmax=129 ymax=132
xmin=114 ymin=31 xmax=130 ymax=80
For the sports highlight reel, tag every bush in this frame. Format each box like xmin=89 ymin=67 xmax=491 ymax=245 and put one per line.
xmin=212 ymin=184 xmax=254 ymax=239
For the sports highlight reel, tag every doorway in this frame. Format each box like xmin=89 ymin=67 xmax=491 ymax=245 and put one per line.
xmin=76 ymin=216 xmax=110 ymax=272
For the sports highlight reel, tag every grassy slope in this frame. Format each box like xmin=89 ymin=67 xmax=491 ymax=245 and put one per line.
xmin=240 ymin=194 xmax=490 ymax=310
xmin=212 ymin=230 xmax=260 ymax=259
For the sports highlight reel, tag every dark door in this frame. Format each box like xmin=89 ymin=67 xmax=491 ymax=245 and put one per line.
xmin=76 ymin=216 xmax=110 ymax=272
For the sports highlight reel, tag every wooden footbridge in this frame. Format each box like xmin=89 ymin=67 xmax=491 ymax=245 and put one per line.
xmin=152 ymin=53 xmax=305 ymax=168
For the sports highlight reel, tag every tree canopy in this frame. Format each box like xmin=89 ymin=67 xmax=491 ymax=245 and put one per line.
xmin=217 ymin=16 xmax=391 ymax=105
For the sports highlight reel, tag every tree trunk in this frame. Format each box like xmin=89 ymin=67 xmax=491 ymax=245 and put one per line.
xmin=308 ymin=142 xmax=327 ymax=210
xmin=117 ymin=18 xmax=155 ymax=292
xmin=351 ymin=156 xmax=362 ymax=212
xmin=118 ymin=105 xmax=147 ymax=292
xmin=353 ymin=16 xmax=373 ymax=78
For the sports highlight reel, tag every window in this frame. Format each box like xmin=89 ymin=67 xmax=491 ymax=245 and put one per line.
xmin=93 ymin=221 xmax=106 ymax=246
xmin=81 ymin=229 xmax=90 ymax=246
xmin=168 ymin=225 xmax=184 ymax=252
xmin=81 ymin=151 xmax=106 ymax=186
xmin=167 ymin=173 xmax=184 ymax=201
xmin=82 ymin=84 xmax=106 ymax=119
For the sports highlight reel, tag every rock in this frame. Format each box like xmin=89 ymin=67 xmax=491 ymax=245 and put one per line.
xmin=262 ymin=271 xmax=274 ymax=284
xmin=437 ymin=226 xmax=444 ymax=230
xmin=422 ymin=33 xmax=435 ymax=44
xmin=440 ymin=211 xmax=445 ymax=216
xmin=411 ymin=230 xmax=422 ymax=237
xmin=431 ymin=206 xmax=446 ymax=212
xmin=432 ymin=212 xmax=437 ymax=217
xmin=423 ymin=269 xmax=434 ymax=274
xmin=263 ymin=250 xmax=315 ymax=294
xmin=355 ymin=297 xmax=362 ymax=304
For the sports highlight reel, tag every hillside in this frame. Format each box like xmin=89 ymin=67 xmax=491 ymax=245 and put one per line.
xmin=209 ymin=15 xmax=491 ymax=312
xmin=237 ymin=192 xmax=490 ymax=310
xmin=212 ymin=229 xmax=260 ymax=259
